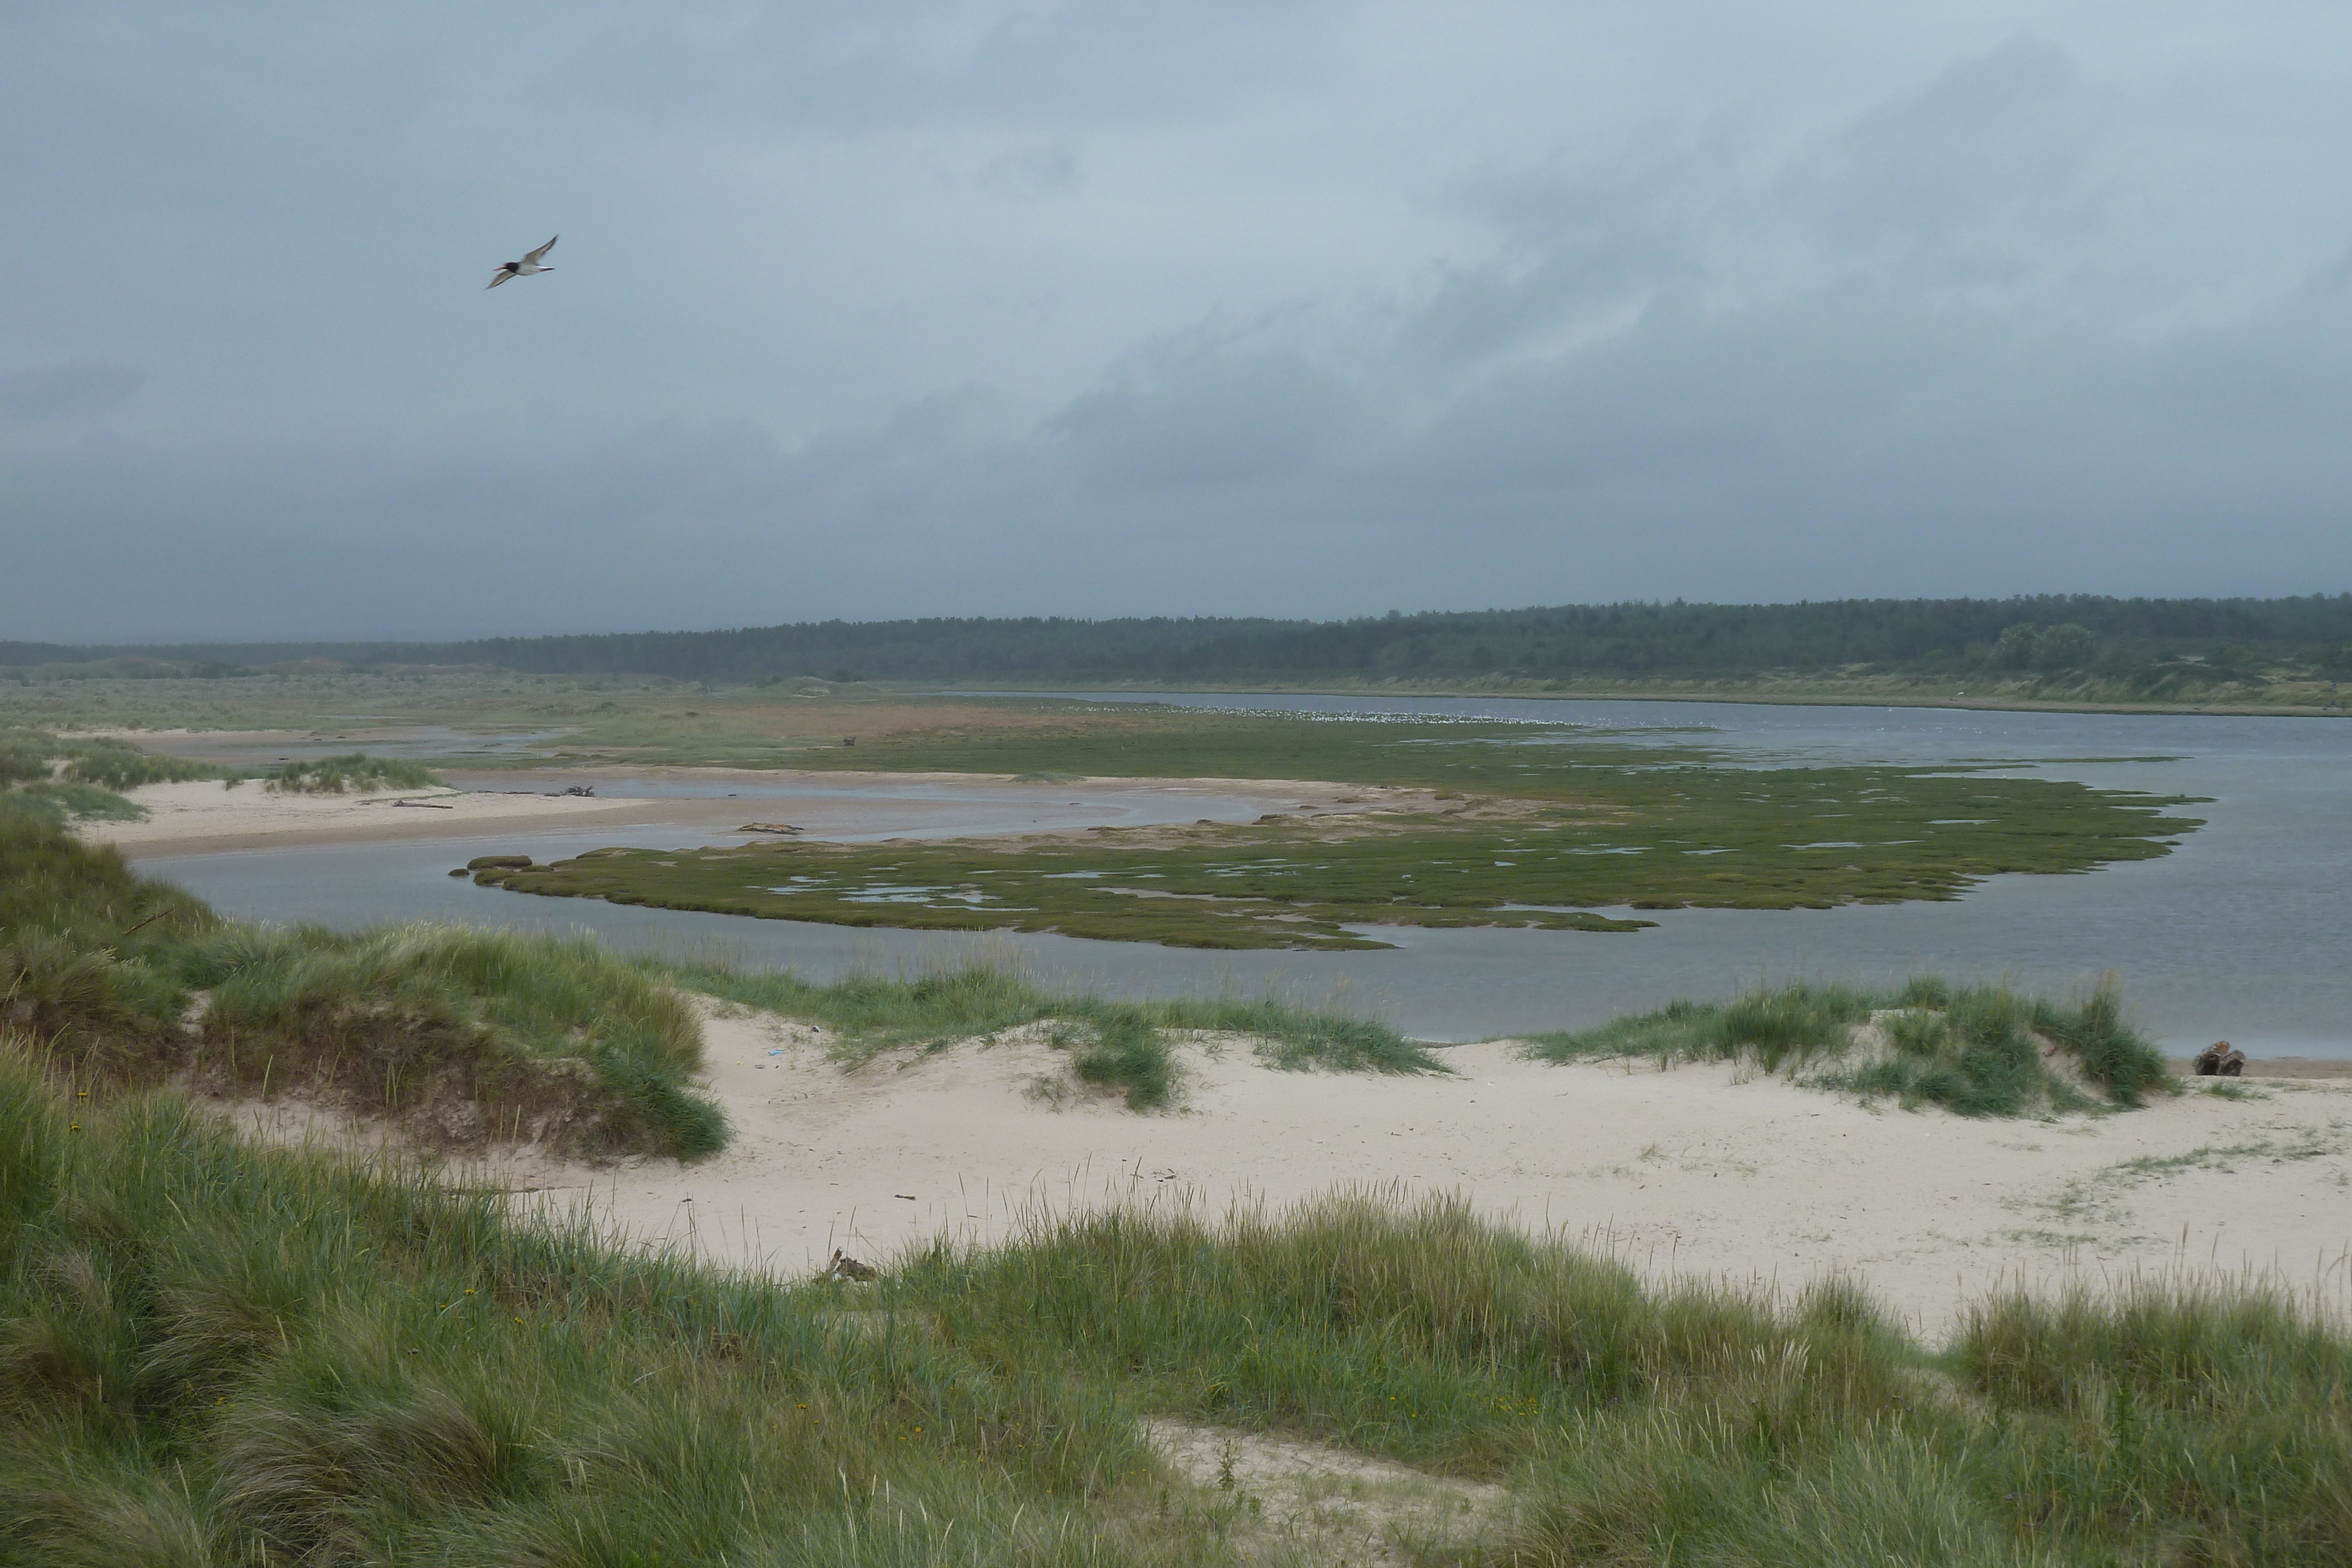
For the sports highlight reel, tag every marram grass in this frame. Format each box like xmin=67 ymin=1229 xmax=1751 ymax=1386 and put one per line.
xmin=0 ymin=1055 xmax=1211 ymax=1568
xmin=1 ymin=799 xmax=723 ymax=1161
xmin=1524 ymin=975 xmax=2174 ymax=1116
xmin=664 ymin=957 xmax=1447 ymax=1110
xmin=4 ymin=798 xmax=1440 ymax=1148
xmin=4 ymin=1085 xmax=2346 ymax=1568
xmin=262 ymin=751 xmax=443 ymax=794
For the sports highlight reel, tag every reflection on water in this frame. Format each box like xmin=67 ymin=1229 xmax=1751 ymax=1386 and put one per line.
xmin=141 ymin=698 xmax=2352 ymax=1059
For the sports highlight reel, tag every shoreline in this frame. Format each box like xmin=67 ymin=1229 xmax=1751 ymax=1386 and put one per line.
xmin=79 ymin=768 xmax=1363 ymax=860
xmin=946 ymin=680 xmax=2352 ymax=720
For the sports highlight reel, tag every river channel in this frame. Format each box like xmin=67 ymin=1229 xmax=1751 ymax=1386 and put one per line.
xmin=139 ymin=697 xmax=2352 ymax=1057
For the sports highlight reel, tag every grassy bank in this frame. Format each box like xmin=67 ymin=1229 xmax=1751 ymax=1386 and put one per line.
xmin=5 ymin=1079 xmax=2344 ymax=1567
xmin=0 ymin=727 xmax=238 ymax=825
xmin=1 ymin=799 xmax=723 ymax=1161
xmin=666 ymin=958 xmax=1447 ymax=1110
xmin=3 ymin=729 xmax=439 ymax=812
xmin=262 ymin=751 xmax=443 ymax=793
xmin=1525 ymin=977 xmax=2175 ymax=1116
xmin=6 ymin=794 xmax=1447 ymax=1142
xmin=901 ymin=1192 xmax=2352 ymax=1566
xmin=1 ymin=727 xmax=230 ymax=793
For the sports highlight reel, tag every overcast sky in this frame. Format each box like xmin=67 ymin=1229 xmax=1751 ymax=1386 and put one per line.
xmin=6 ymin=3 xmax=2351 ymax=643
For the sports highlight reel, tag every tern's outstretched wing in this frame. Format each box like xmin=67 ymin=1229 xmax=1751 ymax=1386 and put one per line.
xmin=523 ymin=235 xmax=557 ymax=265
xmin=486 ymin=267 xmax=515 ymax=288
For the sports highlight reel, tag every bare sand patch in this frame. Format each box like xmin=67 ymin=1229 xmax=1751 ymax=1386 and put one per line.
xmin=76 ymin=779 xmax=656 ymax=857
xmin=386 ymin=1005 xmax=2352 ymax=1338
xmin=1146 ymin=1417 xmax=1504 ymax=1567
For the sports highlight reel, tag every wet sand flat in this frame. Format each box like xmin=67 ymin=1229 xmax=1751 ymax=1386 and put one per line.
xmin=81 ymin=769 xmax=1365 ymax=858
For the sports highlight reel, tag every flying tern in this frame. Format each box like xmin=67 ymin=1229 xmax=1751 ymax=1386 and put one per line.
xmin=487 ymin=235 xmax=557 ymax=288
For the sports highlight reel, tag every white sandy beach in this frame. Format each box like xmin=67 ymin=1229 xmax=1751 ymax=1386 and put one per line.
xmin=245 ymin=1005 xmax=2351 ymax=1340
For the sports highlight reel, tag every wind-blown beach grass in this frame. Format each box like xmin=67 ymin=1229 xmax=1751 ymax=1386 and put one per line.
xmin=0 ymin=1055 xmax=1209 ymax=1567
xmin=1524 ymin=976 xmax=2174 ymax=1116
xmin=1 ymin=797 xmax=723 ymax=1160
xmin=5 ymin=1086 xmax=2343 ymax=1568
xmin=664 ymin=957 xmax=1447 ymax=1110
xmin=262 ymin=751 xmax=443 ymax=794
xmin=0 ymin=728 xmax=229 ymax=823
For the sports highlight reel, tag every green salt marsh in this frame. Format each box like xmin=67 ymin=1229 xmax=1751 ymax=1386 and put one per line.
xmin=470 ymin=711 xmax=2203 ymax=950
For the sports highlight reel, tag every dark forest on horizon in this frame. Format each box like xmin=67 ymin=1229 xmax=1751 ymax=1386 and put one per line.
xmin=8 ymin=593 xmax=2352 ymax=690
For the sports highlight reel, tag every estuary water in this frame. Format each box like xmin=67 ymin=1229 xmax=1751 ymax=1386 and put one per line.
xmin=142 ymin=697 xmax=2352 ymax=1057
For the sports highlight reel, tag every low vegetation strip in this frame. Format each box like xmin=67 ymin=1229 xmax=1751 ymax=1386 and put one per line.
xmin=12 ymin=591 xmax=2347 ymax=696
xmin=6 ymin=1072 xmax=2345 ymax=1567
xmin=475 ymin=710 xmax=2203 ymax=950
xmin=0 ymin=798 xmax=723 ymax=1160
xmin=1525 ymin=977 xmax=2175 ymax=1116
xmin=0 ymin=727 xmax=238 ymax=824
xmin=665 ymin=959 xmax=1447 ymax=1110
xmin=0 ymin=728 xmax=230 ymax=793
xmin=260 ymin=751 xmax=443 ymax=793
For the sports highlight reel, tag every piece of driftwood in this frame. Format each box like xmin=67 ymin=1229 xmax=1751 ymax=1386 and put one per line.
xmin=393 ymin=799 xmax=454 ymax=809
xmin=738 ymin=822 xmax=803 ymax=834
xmin=2193 ymin=1041 xmax=2247 ymax=1076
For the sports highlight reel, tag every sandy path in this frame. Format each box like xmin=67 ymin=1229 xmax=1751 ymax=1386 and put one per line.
xmin=436 ymin=1008 xmax=2352 ymax=1338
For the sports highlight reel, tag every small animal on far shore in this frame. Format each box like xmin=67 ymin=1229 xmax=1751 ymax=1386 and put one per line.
xmin=824 ymin=1249 xmax=877 ymax=1281
xmin=2193 ymin=1040 xmax=2246 ymax=1076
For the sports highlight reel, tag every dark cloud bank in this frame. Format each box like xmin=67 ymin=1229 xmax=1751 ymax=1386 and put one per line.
xmin=4 ymin=8 xmax=2350 ymax=644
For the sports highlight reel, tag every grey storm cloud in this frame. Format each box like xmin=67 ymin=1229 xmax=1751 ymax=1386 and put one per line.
xmin=0 ymin=362 xmax=145 ymax=426
xmin=4 ymin=5 xmax=2351 ymax=642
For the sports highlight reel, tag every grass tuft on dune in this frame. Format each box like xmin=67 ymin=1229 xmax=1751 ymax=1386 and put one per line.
xmin=260 ymin=751 xmax=443 ymax=794
xmin=1525 ymin=975 xmax=2174 ymax=1116
xmin=663 ymin=958 xmax=1447 ymax=1110
xmin=1 ymin=797 xmax=723 ymax=1161
xmin=0 ymin=730 xmax=220 ymax=823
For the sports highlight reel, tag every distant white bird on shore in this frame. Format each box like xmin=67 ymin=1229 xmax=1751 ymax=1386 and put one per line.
xmin=487 ymin=235 xmax=557 ymax=288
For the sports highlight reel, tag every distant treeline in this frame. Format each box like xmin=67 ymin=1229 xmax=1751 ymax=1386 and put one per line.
xmin=8 ymin=594 xmax=2352 ymax=684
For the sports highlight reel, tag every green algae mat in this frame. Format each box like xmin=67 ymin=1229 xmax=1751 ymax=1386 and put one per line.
xmin=473 ymin=710 xmax=2203 ymax=950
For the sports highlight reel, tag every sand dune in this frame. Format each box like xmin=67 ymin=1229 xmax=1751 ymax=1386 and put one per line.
xmin=343 ymin=1004 xmax=2352 ymax=1337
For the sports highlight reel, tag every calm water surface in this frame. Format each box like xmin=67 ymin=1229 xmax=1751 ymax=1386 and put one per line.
xmin=144 ymin=698 xmax=2352 ymax=1057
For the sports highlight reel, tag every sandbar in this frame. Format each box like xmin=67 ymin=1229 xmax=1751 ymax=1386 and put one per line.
xmin=79 ymin=770 xmax=1380 ymax=859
